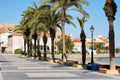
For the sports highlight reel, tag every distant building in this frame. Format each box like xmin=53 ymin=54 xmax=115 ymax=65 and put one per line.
xmin=0 ymin=24 xmax=14 ymax=53
xmin=72 ymin=38 xmax=81 ymax=52
xmin=72 ymin=35 xmax=109 ymax=54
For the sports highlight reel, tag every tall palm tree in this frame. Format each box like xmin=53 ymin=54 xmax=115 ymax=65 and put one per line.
xmin=103 ymin=0 xmax=117 ymax=70
xmin=77 ymin=17 xmax=87 ymax=65
xmin=24 ymin=2 xmax=42 ymax=58
xmin=30 ymin=2 xmax=40 ymax=58
xmin=20 ymin=5 xmax=38 ymax=57
xmin=37 ymin=5 xmax=73 ymax=61
xmin=49 ymin=10 xmax=61 ymax=62
xmin=49 ymin=10 xmax=75 ymax=62
xmin=37 ymin=5 xmax=51 ymax=60
xmin=20 ymin=17 xmax=31 ymax=56
xmin=31 ymin=4 xmax=47 ymax=59
xmin=40 ymin=0 xmax=89 ymax=62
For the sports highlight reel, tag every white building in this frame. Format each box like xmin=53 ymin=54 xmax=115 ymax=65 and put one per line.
xmin=0 ymin=23 xmax=14 ymax=53
xmin=0 ymin=32 xmax=12 ymax=53
xmin=7 ymin=32 xmax=52 ymax=54
xmin=7 ymin=32 xmax=24 ymax=53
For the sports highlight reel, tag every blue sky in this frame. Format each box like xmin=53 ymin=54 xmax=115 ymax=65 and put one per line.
xmin=0 ymin=0 xmax=120 ymax=48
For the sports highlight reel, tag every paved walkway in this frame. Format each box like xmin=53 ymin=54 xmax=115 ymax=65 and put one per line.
xmin=0 ymin=54 xmax=120 ymax=80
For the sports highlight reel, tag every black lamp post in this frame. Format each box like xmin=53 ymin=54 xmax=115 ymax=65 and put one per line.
xmin=90 ymin=25 xmax=94 ymax=64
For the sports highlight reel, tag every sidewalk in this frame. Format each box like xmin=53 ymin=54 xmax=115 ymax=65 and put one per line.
xmin=0 ymin=54 xmax=120 ymax=80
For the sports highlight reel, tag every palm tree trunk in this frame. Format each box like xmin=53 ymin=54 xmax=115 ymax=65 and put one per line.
xmin=109 ymin=20 xmax=115 ymax=70
xmin=27 ymin=38 xmax=30 ymax=57
xmin=43 ymin=33 xmax=47 ymax=60
xmin=37 ymin=38 xmax=41 ymax=60
xmin=50 ymin=27 xmax=55 ymax=62
xmin=34 ymin=39 xmax=37 ymax=58
xmin=61 ymin=9 xmax=67 ymax=62
xmin=51 ymin=38 xmax=55 ymax=61
xmin=29 ymin=39 xmax=32 ymax=57
xmin=23 ymin=38 xmax=27 ymax=55
xmin=33 ymin=32 xmax=37 ymax=59
xmin=80 ymin=30 xmax=86 ymax=65
xmin=44 ymin=43 xmax=47 ymax=60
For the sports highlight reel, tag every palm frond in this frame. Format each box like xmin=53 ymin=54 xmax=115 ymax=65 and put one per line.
xmin=77 ymin=16 xmax=87 ymax=29
xmin=77 ymin=0 xmax=89 ymax=6
xmin=51 ymin=1 xmax=60 ymax=11
xmin=66 ymin=18 xmax=76 ymax=28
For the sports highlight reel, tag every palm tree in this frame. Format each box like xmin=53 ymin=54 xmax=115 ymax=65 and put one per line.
xmin=20 ymin=5 xmax=38 ymax=57
xmin=31 ymin=4 xmax=47 ymax=59
xmin=30 ymin=2 xmax=40 ymax=59
xmin=49 ymin=10 xmax=61 ymax=62
xmin=40 ymin=0 xmax=89 ymax=62
xmin=37 ymin=5 xmax=51 ymax=60
xmin=24 ymin=2 xmax=46 ymax=58
xmin=77 ymin=17 xmax=87 ymax=65
xmin=49 ymin=10 xmax=75 ymax=62
xmin=103 ymin=0 xmax=117 ymax=70
xmin=20 ymin=17 xmax=31 ymax=56
xmin=37 ymin=5 xmax=73 ymax=61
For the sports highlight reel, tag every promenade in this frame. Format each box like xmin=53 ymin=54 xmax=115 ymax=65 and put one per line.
xmin=0 ymin=54 xmax=120 ymax=80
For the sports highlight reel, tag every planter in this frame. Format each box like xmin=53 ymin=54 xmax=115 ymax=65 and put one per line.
xmin=54 ymin=60 xmax=59 ymax=63
xmin=73 ymin=64 xmax=85 ymax=69
xmin=99 ymin=68 xmax=120 ymax=74
xmin=64 ymin=62 xmax=73 ymax=67
xmin=48 ymin=60 xmax=54 ymax=63
xmin=86 ymin=63 xmax=99 ymax=71
xmin=57 ymin=61 xmax=64 ymax=65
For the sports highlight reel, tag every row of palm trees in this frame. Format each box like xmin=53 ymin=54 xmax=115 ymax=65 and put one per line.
xmin=15 ymin=0 xmax=117 ymax=71
xmin=40 ymin=0 xmax=89 ymax=62
xmin=15 ymin=0 xmax=89 ymax=63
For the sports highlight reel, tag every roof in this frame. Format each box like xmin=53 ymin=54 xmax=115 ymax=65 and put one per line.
xmin=8 ymin=32 xmax=22 ymax=37
xmin=86 ymin=42 xmax=99 ymax=45
xmin=98 ymin=37 xmax=109 ymax=43
xmin=72 ymin=38 xmax=81 ymax=43
xmin=0 ymin=24 xmax=14 ymax=33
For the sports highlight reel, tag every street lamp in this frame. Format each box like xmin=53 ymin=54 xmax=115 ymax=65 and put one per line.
xmin=90 ymin=25 xmax=94 ymax=64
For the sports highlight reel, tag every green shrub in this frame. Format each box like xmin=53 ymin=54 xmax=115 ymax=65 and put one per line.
xmin=14 ymin=48 xmax=23 ymax=54
xmin=47 ymin=51 xmax=51 ymax=54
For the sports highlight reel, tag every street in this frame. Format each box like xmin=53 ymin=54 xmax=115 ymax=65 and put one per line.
xmin=0 ymin=54 xmax=120 ymax=80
